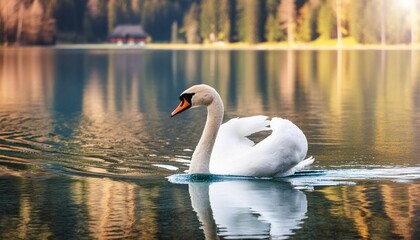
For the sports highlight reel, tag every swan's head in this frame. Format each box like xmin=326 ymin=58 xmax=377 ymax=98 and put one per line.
xmin=171 ymin=84 xmax=217 ymax=117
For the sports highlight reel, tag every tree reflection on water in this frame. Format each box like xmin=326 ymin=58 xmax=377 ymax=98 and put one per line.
xmin=0 ymin=48 xmax=419 ymax=239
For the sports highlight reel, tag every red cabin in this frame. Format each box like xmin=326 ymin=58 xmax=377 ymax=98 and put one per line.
xmin=107 ymin=25 xmax=149 ymax=45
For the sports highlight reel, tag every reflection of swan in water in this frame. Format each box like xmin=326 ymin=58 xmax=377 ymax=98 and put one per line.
xmin=189 ymin=180 xmax=307 ymax=239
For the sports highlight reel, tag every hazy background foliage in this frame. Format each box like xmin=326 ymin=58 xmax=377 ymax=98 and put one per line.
xmin=0 ymin=0 xmax=418 ymax=45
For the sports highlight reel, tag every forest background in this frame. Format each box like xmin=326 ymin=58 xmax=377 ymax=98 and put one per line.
xmin=0 ymin=0 xmax=419 ymax=46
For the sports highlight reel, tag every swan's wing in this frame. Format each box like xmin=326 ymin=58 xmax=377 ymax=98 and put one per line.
xmin=244 ymin=117 xmax=309 ymax=176
xmin=217 ymin=117 xmax=310 ymax=177
xmin=209 ymin=115 xmax=270 ymax=173
xmin=225 ymin=115 xmax=270 ymax=138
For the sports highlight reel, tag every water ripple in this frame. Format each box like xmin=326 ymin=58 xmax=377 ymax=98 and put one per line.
xmin=168 ymin=166 xmax=420 ymax=188
xmin=0 ymin=111 xmax=180 ymax=177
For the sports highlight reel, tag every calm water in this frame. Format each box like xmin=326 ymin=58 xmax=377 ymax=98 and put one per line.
xmin=0 ymin=48 xmax=419 ymax=239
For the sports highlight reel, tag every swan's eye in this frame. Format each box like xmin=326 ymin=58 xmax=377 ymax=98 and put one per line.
xmin=179 ymin=93 xmax=195 ymax=105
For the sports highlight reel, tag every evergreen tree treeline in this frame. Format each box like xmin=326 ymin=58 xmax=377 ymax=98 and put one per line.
xmin=0 ymin=0 xmax=418 ymax=45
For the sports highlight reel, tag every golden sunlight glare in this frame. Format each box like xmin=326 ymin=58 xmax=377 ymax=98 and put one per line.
xmin=400 ymin=0 xmax=413 ymax=8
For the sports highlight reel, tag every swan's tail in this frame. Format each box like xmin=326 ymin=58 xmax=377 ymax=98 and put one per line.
xmin=274 ymin=156 xmax=315 ymax=177
xmin=294 ymin=156 xmax=315 ymax=172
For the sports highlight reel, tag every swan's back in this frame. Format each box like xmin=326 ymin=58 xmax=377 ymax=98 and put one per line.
xmin=210 ymin=116 xmax=310 ymax=177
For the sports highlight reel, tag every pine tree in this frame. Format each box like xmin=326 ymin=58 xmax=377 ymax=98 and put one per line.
xmin=23 ymin=0 xmax=44 ymax=44
xmin=107 ymin=0 xmax=116 ymax=34
xmin=200 ymin=0 xmax=216 ymax=43
xmin=0 ymin=0 xmax=22 ymax=43
xmin=217 ymin=0 xmax=230 ymax=42
xmin=278 ymin=0 xmax=296 ymax=44
xmin=349 ymin=0 xmax=364 ymax=43
xmin=236 ymin=0 xmax=261 ymax=43
xmin=183 ymin=2 xmax=200 ymax=44
xmin=83 ymin=0 xmax=107 ymax=42
xmin=0 ymin=7 xmax=3 ymax=43
xmin=362 ymin=0 xmax=380 ymax=44
xmin=264 ymin=0 xmax=281 ymax=42
xmin=139 ymin=0 xmax=183 ymax=42
xmin=297 ymin=2 xmax=313 ymax=42
xmin=317 ymin=0 xmax=335 ymax=40
xmin=349 ymin=0 xmax=383 ymax=44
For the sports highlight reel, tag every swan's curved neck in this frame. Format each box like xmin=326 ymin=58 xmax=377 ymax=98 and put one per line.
xmin=189 ymin=95 xmax=224 ymax=174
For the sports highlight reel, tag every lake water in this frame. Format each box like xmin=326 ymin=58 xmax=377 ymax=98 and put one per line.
xmin=0 ymin=48 xmax=419 ymax=239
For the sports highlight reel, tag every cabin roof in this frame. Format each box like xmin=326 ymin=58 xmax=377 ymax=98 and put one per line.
xmin=108 ymin=25 xmax=148 ymax=38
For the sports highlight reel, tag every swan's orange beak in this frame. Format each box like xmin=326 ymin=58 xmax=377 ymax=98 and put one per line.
xmin=171 ymin=98 xmax=191 ymax=117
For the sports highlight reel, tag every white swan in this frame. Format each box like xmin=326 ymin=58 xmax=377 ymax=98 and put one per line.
xmin=171 ymin=84 xmax=314 ymax=177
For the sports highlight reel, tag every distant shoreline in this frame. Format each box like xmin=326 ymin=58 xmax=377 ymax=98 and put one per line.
xmin=3 ymin=43 xmax=420 ymax=50
xmin=55 ymin=43 xmax=420 ymax=51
